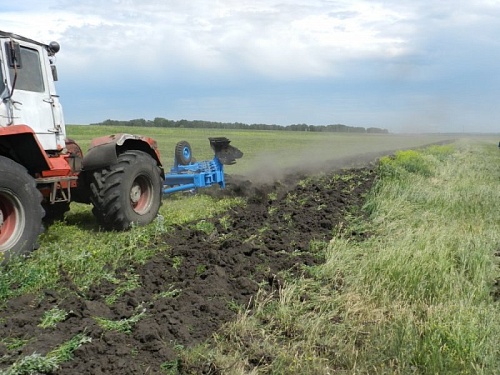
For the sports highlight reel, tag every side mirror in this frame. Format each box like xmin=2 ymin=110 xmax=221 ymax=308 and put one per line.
xmin=5 ymin=41 xmax=22 ymax=69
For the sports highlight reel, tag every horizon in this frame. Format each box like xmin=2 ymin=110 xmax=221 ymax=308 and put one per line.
xmin=68 ymin=119 xmax=500 ymax=136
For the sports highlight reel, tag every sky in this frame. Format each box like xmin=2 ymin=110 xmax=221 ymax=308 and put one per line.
xmin=1 ymin=0 xmax=499 ymax=133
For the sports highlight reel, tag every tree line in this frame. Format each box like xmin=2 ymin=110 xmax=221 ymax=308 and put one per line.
xmin=91 ymin=118 xmax=389 ymax=134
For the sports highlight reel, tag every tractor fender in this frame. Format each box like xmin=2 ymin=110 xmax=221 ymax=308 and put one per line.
xmin=82 ymin=133 xmax=163 ymax=172
xmin=0 ymin=124 xmax=51 ymax=174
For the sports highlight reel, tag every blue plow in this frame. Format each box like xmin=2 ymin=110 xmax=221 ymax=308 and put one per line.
xmin=163 ymin=137 xmax=243 ymax=196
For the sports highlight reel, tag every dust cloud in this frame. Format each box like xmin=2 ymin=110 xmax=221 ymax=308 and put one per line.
xmin=239 ymin=141 xmax=382 ymax=185
xmin=236 ymin=134 xmax=455 ymax=185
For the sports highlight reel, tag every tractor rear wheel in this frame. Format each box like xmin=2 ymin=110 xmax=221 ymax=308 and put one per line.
xmin=175 ymin=141 xmax=193 ymax=165
xmin=89 ymin=150 xmax=163 ymax=230
xmin=0 ymin=156 xmax=44 ymax=262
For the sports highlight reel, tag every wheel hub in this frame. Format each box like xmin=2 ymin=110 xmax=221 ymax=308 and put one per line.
xmin=129 ymin=175 xmax=153 ymax=215
xmin=130 ymin=183 xmax=142 ymax=205
xmin=0 ymin=190 xmax=25 ymax=251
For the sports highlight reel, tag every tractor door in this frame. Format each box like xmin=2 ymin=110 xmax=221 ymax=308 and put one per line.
xmin=1 ymin=39 xmax=65 ymax=151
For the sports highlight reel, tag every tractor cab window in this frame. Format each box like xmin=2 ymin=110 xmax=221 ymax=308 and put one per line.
xmin=8 ymin=46 xmax=44 ymax=93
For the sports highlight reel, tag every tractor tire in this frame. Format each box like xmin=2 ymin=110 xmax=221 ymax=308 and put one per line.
xmin=0 ymin=156 xmax=44 ymax=262
xmin=175 ymin=141 xmax=193 ymax=165
xmin=89 ymin=150 xmax=163 ymax=230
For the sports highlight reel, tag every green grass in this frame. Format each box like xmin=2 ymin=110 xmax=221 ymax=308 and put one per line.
xmin=103 ymin=271 xmax=141 ymax=305
xmin=2 ymin=333 xmax=91 ymax=375
xmin=179 ymin=139 xmax=500 ymax=374
xmin=94 ymin=305 xmax=146 ymax=334
xmin=38 ymin=307 xmax=69 ymax=329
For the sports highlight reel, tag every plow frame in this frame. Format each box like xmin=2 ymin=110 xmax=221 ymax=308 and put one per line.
xmin=163 ymin=157 xmax=225 ymax=195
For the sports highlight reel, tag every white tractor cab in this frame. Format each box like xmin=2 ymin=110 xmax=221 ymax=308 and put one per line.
xmin=0 ymin=31 xmax=65 ymax=150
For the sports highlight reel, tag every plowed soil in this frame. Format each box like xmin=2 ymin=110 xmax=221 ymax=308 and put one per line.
xmin=0 ymin=166 xmax=376 ymax=374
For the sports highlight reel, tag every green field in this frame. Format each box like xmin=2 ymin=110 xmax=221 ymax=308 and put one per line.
xmin=67 ymin=125 xmax=458 ymax=176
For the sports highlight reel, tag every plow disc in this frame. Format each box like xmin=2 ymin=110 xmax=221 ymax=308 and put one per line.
xmin=209 ymin=137 xmax=243 ymax=165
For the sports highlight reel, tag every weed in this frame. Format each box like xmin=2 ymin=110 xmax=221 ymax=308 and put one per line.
xmin=104 ymin=271 xmax=141 ymax=305
xmin=3 ymin=353 xmax=59 ymax=374
xmin=257 ymin=225 xmax=270 ymax=235
xmin=1 ymin=338 xmax=30 ymax=351
xmin=226 ymin=299 xmax=245 ymax=313
xmin=171 ymin=256 xmax=183 ymax=271
xmin=379 ymin=149 xmax=434 ymax=178
xmin=3 ymin=333 xmax=91 ymax=375
xmin=267 ymin=192 xmax=278 ymax=201
xmin=172 ymin=342 xmax=185 ymax=351
xmin=308 ymin=240 xmax=328 ymax=256
xmin=47 ymin=333 xmax=92 ymax=362
xmin=339 ymin=173 xmax=355 ymax=182
xmin=282 ymin=213 xmax=292 ymax=225
xmin=154 ymin=284 xmax=182 ymax=299
xmin=216 ymin=232 xmax=233 ymax=242
xmin=297 ymin=178 xmax=310 ymax=188
xmin=268 ymin=206 xmax=277 ymax=215
xmin=38 ymin=306 xmax=69 ymax=329
xmin=195 ymin=220 xmax=215 ymax=235
xmin=426 ymin=144 xmax=455 ymax=160
xmin=218 ymin=215 xmax=232 ymax=231
xmin=285 ymin=192 xmax=297 ymax=205
xmin=130 ymin=347 xmax=139 ymax=357
xmin=160 ymin=358 xmax=181 ymax=374
xmin=255 ymin=263 xmax=271 ymax=275
xmin=195 ymin=265 xmax=207 ymax=276
xmin=95 ymin=305 xmax=146 ymax=334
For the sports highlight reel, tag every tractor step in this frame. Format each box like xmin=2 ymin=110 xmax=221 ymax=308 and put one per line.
xmin=36 ymin=176 xmax=78 ymax=203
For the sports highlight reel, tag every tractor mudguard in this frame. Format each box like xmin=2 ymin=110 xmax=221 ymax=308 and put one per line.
xmin=82 ymin=133 xmax=162 ymax=171
xmin=0 ymin=124 xmax=51 ymax=173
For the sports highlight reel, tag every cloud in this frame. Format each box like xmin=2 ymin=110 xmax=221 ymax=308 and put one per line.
xmin=16 ymin=1 xmax=417 ymax=79
xmin=1 ymin=1 xmax=500 ymax=132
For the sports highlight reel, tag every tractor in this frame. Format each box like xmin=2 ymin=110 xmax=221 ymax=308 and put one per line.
xmin=0 ymin=30 xmax=242 ymax=262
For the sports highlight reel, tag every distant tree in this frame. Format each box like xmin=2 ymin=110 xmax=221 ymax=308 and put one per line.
xmin=367 ymin=127 xmax=389 ymax=134
xmin=91 ymin=118 xmax=389 ymax=134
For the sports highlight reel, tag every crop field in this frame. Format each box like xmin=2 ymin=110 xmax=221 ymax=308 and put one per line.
xmin=0 ymin=129 xmax=499 ymax=374
xmin=66 ymin=125 xmax=456 ymax=177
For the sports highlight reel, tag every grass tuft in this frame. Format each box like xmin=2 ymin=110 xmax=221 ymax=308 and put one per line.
xmin=94 ymin=305 xmax=147 ymax=334
xmin=2 ymin=333 xmax=91 ymax=375
xmin=38 ymin=306 xmax=69 ymax=329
